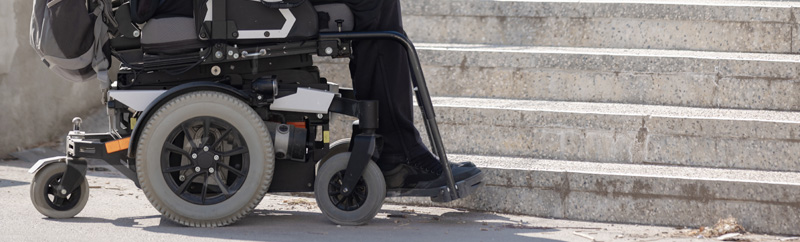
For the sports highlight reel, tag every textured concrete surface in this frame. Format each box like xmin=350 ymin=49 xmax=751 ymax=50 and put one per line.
xmin=0 ymin=0 xmax=103 ymax=157
xmin=6 ymin=159 xmax=791 ymax=242
xmin=401 ymin=0 xmax=800 ymax=53
xmin=387 ymin=154 xmax=800 ymax=235
xmin=7 ymin=0 xmax=800 ymax=236
xmin=317 ymin=44 xmax=800 ymax=111
xmin=15 ymin=109 xmax=800 ymax=237
xmin=327 ymin=97 xmax=800 ymax=173
xmin=306 ymin=1 xmax=800 ymax=235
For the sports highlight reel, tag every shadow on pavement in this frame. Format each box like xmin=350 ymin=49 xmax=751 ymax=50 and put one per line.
xmin=52 ymin=208 xmax=564 ymax=242
xmin=45 ymin=215 xmax=162 ymax=228
xmin=0 ymin=178 xmax=29 ymax=188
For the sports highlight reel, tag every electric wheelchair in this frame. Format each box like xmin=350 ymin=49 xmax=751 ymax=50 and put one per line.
xmin=28 ymin=0 xmax=483 ymax=227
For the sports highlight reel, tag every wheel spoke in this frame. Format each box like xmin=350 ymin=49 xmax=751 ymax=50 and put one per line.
xmin=219 ymin=147 xmax=248 ymax=157
xmin=328 ymin=178 xmax=340 ymax=189
xmin=213 ymin=173 xmax=231 ymax=196
xmin=336 ymin=195 xmax=346 ymax=206
xmin=163 ymin=164 xmax=194 ymax=173
xmin=347 ymin=196 xmax=356 ymax=209
xmin=53 ymin=196 xmax=66 ymax=206
xmin=216 ymin=162 xmax=245 ymax=177
xmin=201 ymin=173 xmax=208 ymax=204
xmin=47 ymin=186 xmax=56 ymax=195
xmin=211 ymin=128 xmax=232 ymax=149
xmin=201 ymin=118 xmax=210 ymax=147
xmin=177 ymin=172 xmax=203 ymax=195
xmin=181 ymin=123 xmax=198 ymax=149
xmin=354 ymin=191 xmax=366 ymax=203
xmin=164 ymin=143 xmax=192 ymax=160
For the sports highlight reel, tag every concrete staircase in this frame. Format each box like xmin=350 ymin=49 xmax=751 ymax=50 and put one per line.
xmin=317 ymin=0 xmax=800 ymax=235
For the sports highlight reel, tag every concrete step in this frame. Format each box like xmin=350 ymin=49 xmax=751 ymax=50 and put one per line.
xmin=328 ymin=97 xmax=800 ymax=173
xmin=400 ymin=0 xmax=800 ymax=53
xmin=316 ymin=44 xmax=800 ymax=111
xmin=387 ymin=154 xmax=800 ymax=235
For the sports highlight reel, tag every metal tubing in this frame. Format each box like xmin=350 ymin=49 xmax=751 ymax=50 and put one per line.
xmin=320 ymin=32 xmax=458 ymax=200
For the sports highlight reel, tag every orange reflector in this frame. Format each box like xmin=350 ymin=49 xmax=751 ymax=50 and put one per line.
xmin=287 ymin=122 xmax=306 ymax=129
xmin=105 ymin=137 xmax=131 ymax=153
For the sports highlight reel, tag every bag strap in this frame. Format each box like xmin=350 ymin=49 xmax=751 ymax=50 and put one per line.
xmin=88 ymin=0 xmax=119 ymax=37
xmin=101 ymin=0 xmax=119 ymax=36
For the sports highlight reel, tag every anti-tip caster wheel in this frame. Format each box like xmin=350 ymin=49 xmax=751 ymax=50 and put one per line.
xmin=314 ymin=152 xmax=385 ymax=226
xmin=30 ymin=163 xmax=89 ymax=219
xmin=136 ymin=91 xmax=274 ymax=227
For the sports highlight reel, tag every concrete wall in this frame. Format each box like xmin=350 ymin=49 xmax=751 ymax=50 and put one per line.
xmin=0 ymin=0 xmax=103 ymax=157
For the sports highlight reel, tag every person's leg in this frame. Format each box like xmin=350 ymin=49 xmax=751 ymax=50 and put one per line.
xmin=347 ymin=0 xmax=482 ymax=189
xmin=312 ymin=0 xmax=479 ymax=188
xmin=347 ymin=0 xmax=430 ymax=165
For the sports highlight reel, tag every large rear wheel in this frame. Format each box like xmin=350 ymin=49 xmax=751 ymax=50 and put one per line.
xmin=136 ymin=91 xmax=274 ymax=227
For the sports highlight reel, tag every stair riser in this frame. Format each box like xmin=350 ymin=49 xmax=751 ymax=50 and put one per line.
xmin=386 ymin=166 xmax=800 ymax=235
xmin=317 ymin=48 xmax=800 ymax=111
xmin=330 ymin=105 xmax=800 ymax=172
xmin=401 ymin=0 xmax=800 ymax=53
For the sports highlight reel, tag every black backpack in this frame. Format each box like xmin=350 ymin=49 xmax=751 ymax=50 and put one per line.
xmin=30 ymin=0 xmax=117 ymax=86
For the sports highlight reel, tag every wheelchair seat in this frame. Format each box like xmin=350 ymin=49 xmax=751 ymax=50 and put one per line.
xmin=140 ymin=17 xmax=206 ymax=55
xmin=136 ymin=3 xmax=353 ymax=56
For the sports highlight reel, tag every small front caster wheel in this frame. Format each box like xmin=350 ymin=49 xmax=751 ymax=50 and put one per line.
xmin=30 ymin=163 xmax=89 ymax=219
xmin=315 ymin=152 xmax=385 ymax=225
xmin=316 ymin=138 xmax=351 ymax=174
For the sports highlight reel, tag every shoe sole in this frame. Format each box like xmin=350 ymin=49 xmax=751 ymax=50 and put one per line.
xmin=386 ymin=170 xmax=484 ymax=203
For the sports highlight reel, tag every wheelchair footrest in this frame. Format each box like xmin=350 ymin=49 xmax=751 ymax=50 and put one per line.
xmin=385 ymin=170 xmax=485 ymax=203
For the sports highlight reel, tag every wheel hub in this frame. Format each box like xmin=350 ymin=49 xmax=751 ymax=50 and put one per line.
xmin=45 ymin=173 xmax=82 ymax=210
xmin=328 ymin=170 xmax=368 ymax=211
xmin=196 ymin=151 xmax=216 ymax=169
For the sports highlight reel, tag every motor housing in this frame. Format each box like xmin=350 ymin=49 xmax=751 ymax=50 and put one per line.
xmin=266 ymin=122 xmax=307 ymax=162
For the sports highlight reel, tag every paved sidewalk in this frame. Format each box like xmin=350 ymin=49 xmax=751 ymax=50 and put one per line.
xmin=0 ymin=159 xmax=793 ymax=242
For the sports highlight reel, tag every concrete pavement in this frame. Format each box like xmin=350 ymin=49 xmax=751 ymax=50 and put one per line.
xmin=0 ymin=159 xmax=793 ymax=242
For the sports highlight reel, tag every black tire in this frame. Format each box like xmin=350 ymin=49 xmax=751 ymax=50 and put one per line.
xmin=30 ymin=162 xmax=89 ymax=219
xmin=314 ymin=152 xmax=385 ymax=225
xmin=316 ymin=138 xmax=350 ymax=174
xmin=136 ymin=91 xmax=274 ymax=227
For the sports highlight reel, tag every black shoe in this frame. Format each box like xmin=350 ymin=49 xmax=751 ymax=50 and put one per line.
xmin=401 ymin=152 xmax=481 ymax=190
xmin=382 ymin=164 xmax=414 ymax=189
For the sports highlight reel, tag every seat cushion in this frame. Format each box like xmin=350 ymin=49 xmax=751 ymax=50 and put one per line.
xmin=141 ymin=17 xmax=207 ymax=55
xmin=315 ymin=3 xmax=354 ymax=32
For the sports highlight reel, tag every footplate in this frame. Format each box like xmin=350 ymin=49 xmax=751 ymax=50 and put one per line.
xmin=386 ymin=170 xmax=484 ymax=203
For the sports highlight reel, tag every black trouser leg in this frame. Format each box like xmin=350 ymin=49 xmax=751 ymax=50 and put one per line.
xmin=312 ymin=0 xmax=432 ymax=169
